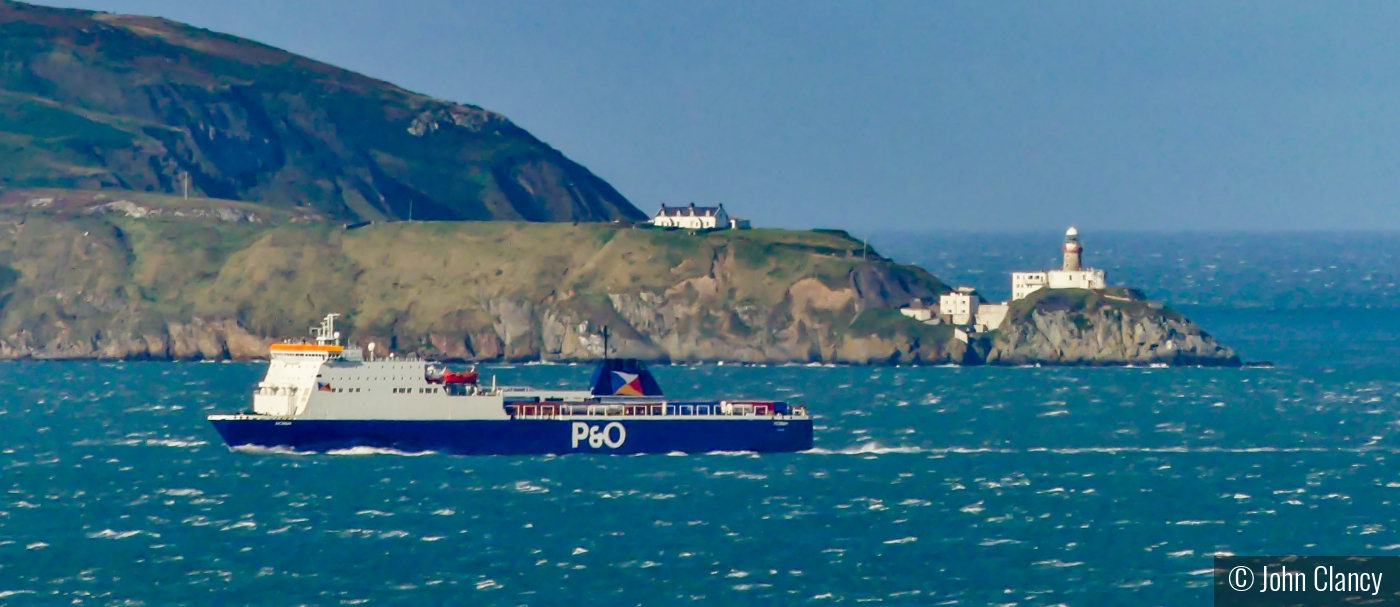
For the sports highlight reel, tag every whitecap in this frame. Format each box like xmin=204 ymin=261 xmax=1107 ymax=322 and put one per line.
xmin=86 ymin=529 xmax=143 ymax=539
xmin=807 ymin=443 xmax=924 ymax=455
xmin=230 ymin=445 xmax=309 ymax=456
xmin=356 ymin=510 xmax=393 ymax=517
xmin=979 ymin=538 xmax=1021 ymax=546
xmin=143 ymin=438 xmax=207 ymax=448
xmin=883 ymin=537 xmax=917 ymax=544
xmin=326 ymin=446 xmax=436 ymax=457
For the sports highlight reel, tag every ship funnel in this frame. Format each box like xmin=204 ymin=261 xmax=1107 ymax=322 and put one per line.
xmin=589 ymin=359 xmax=664 ymax=397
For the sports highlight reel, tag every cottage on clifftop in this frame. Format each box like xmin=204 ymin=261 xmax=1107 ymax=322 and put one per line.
xmin=649 ymin=203 xmax=751 ymax=230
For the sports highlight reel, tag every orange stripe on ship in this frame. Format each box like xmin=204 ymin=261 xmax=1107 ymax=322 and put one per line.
xmin=269 ymin=344 xmax=344 ymax=353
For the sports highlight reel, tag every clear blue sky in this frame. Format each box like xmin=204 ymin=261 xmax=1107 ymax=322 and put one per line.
xmin=31 ymin=0 xmax=1400 ymax=231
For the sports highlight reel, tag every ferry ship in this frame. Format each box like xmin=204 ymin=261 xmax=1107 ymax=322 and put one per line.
xmin=207 ymin=314 xmax=813 ymax=455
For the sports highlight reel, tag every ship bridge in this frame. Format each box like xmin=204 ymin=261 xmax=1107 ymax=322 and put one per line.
xmin=255 ymin=314 xmax=362 ymax=416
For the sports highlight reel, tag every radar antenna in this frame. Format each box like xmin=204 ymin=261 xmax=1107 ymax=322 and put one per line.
xmin=312 ymin=313 xmax=341 ymax=346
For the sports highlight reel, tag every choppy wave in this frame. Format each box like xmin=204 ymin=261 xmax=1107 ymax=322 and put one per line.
xmin=86 ymin=529 xmax=146 ymax=540
xmin=806 ymin=443 xmax=927 ymax=455
xmin=5 ymin=337 xmax=1400 ymax=605
xmin=226 ymin=444 xmax=440 ymax=457
xmin=808 ymin=444 xmax=1393 ymax=455
xmin=73 ymin=437 xmax=207 ymax=449
xmin=228 ymin=444 xmax=310 ymax=456
xmin=325 ymin=446 xmax=438 ymax=457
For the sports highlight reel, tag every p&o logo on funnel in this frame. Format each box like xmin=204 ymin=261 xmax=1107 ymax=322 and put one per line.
xmin=610 ymin=371 xmax=645 ymax=396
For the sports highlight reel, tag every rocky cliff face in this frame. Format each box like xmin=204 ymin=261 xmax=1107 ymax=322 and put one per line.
xmin=0 ymin=1 xmax=643 ymax=223
xmin=0 ymin=201 xmax=1238 ymax=366
xmin=986 ymin=290 xmax=1239 ymax=366
xmin=0 ymin=206 xmax=975 ymax=363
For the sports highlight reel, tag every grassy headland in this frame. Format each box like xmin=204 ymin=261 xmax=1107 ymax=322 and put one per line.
xmin=0 ymin=189 xmax=962 ymax=363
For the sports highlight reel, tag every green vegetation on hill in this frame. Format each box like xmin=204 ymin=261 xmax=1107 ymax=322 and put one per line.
xmin=0 ymin=0 xmax=642 ymax=223
xmin=0 ymin=190 xmax=1237 ymax=366
xmin=849 ymin=308 xmax=956 ymax=350
xmin=1007 ymin=286 xmax=1183 ymax=325
xmin=0 ymin=194 xmax=955 ymax=362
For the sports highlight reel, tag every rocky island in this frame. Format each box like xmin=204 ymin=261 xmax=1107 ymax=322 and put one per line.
xmin=0 ymin=1 xmax=1238 ymax=366
xmin=987 ymin=288 xmax=1237 ymax=366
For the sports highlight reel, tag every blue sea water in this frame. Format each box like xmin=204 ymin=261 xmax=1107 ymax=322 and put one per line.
xmin=3 ymin=233 xmax=1400 ymax=605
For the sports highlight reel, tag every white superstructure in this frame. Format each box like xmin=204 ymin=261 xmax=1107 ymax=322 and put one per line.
xmin=232 ymin=314 xmax=547 ymax=421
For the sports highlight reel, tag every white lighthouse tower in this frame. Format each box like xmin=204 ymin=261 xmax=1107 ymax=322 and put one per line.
xmin=1009 ymin=226 xmax=1107 ymax=300
xmin=1062 ymin=226 xmax=1082 ymax=271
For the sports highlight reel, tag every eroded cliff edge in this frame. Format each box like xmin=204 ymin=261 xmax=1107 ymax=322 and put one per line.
xmin=986 ymin=289 xmax=1239 ymax=366
xmin=0 ymin=197 xmax=963 ymax=363
xmin=0 ymin=195 xmax=1239 ymax=365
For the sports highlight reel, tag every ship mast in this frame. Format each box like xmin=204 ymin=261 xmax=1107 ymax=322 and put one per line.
xmin=312 ymin=313 xmax=341 ymax=346
xmin=601 ymin=325 xmax=610 ymax=361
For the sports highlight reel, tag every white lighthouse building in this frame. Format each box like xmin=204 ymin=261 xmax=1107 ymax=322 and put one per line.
xmin=1010 ymin=227 xmax=1107 ymax=301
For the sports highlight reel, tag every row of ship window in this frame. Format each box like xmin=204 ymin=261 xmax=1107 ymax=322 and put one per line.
xmin=326 ymin=387 xmax=440 ymax=394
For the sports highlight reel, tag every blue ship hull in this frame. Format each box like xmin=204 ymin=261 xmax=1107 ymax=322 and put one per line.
xmin=209 ymin=417 xmax=813 ymax=455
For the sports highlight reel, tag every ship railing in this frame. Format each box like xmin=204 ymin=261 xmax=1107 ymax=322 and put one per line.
xmin=510 ymin=401 xmax=789 ymax=419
